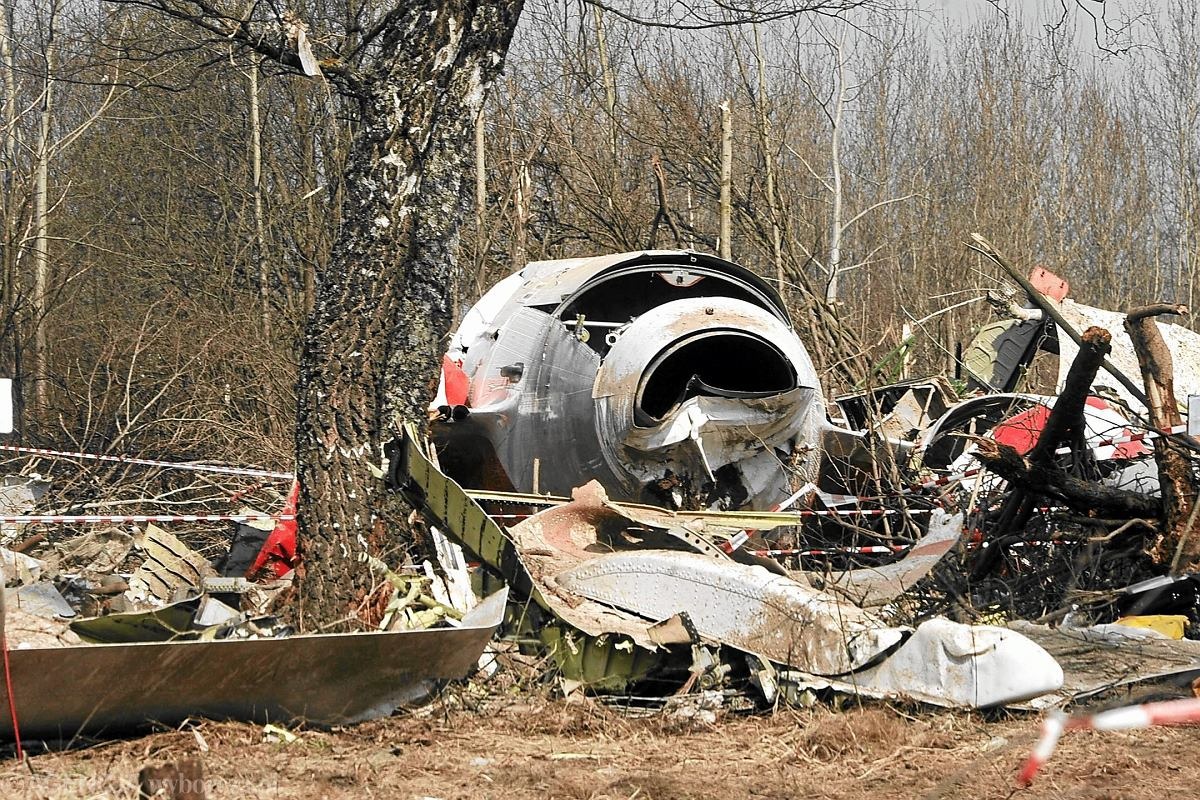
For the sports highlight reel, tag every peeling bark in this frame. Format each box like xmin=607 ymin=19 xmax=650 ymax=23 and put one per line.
xmin=1124 ymin=303 xmax=1199 ymax=571
xmin=294 ymin=0 xmax=523 ymax=629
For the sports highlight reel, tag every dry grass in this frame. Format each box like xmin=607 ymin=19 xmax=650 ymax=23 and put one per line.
xmin=3 ymin=694 xmax=1200 ymax=799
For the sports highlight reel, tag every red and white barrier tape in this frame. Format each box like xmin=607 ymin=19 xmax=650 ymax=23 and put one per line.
xmin=1018 ymin=697 xmax=1200 ymax=786
xmin=1017 ymin=712 xmax=1067 ymax=787
xmin=721 ymin=484 xmax=815 ymax=554
xmin=0 ymin=513 xmax=294 ymax=524
xmin=1047 ymin=423 xmax=1188 ymax=459
xmin=751 ymin=537 xmax=1068 ymax=559
xmin=0 ymin=444 xmax=293 ymax=480
xmin=913 ymin=468 xmax=981 ymax=492
xmin=752 ymin=544 xmax=908 ymax=557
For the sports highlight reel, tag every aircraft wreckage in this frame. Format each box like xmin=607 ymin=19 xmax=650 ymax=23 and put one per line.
xmin=6 ymin=243 xmax=1200 ymax=741
xmin=428 ymin=250 xmax=831 ymax=509
xmin=394 ymin=248 xmax=1200 ymax=709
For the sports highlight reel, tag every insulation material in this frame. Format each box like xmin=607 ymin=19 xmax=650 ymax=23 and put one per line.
xmin=125 ymin=524 xmax=216 ymax=606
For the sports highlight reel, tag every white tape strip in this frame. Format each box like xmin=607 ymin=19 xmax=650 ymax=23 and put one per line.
xmin=0 ymin=513 xmax=294 ymax=524
xmin=0 ymin=444 xmax=294 ymax=480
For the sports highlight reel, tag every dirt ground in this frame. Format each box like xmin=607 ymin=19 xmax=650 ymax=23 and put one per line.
xmin=2 ymin=693 xmax=1198 ymax=800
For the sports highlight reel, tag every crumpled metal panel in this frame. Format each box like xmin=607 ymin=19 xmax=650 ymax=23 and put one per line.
xmin=399 ymin=434 xmax=660 ymax=648
xmin=786 ymin=619 xmax=1063 ymax=709
xmin=434 ymin=250 xmax=823 ymax=510
xmin=0 ymin=589 xmax=506 ymax=740
xmin=0 ymin=476 xmax=49 ymax=542
xmin=70 ymin=597 xmax=201 ymax=643
xmin=593 ymin=296 xmax=826 ymax=502
xmin=820 ymin=511 xmax=964 ymax=607
xmin=398 ymin=433 xmax=1064 ymax=708
xmin=556 ymin=550 xmax=907 ymax=676
xmin=446 ymin=306 xmax=620 ymax=499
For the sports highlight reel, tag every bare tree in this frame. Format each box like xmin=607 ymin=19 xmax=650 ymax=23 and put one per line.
xmin=108 ymin=0 xmax=911 ymax=625
xmin=2 ymin=0 xmax=136 ymax=418
xmin=103 ymin=0 xmax=523 ymax=625
xmin=788 ymin=16 xmax=916 ymax=303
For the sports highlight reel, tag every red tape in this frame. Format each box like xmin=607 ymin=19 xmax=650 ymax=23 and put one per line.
xmin=1018 ymin=697 xmax=1200 ymax=786
xmin=0 ymin=623 xmax=21 ymax=762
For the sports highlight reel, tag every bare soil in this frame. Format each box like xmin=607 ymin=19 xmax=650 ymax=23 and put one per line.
xmin=2 ymin=694 xmax=1197 ymax=800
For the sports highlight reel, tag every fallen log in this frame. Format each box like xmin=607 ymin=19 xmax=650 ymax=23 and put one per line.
xmin=1125 ymin=303 xmax=1199 ymax=571
xmin=971 ymin=438 xmax=1162 ymax=519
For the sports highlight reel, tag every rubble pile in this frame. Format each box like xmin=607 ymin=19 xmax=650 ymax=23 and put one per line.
xmin=0 ymin=463 xmax=503 ymax=741
xmin=403 ymin=245 xmax=1200 ymax=714
xmin=7 ymin=243 xmax=1200 ymax=753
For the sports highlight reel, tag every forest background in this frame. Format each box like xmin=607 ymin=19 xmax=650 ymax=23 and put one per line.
xmin=0 ymin=0 xmax=1193 ymax=471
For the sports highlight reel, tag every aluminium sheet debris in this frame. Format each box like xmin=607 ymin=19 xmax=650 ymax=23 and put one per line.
xmin=1056 ymin=298 xmax=1200 ymax=414
xmin=0 ymin=546 xmax=47 ymax=585
xmin=0 ymin=588 xmax=507 ymax=740
xmin=556 ymin=549 xmax=907 ymax=676
xmin=0 ymin=476 xmax=49 ymax=544
xmin=396 ymin=428 xmax=1065 ymax=707
xmin=4 ymin=582 xmax=75 ymax=619
xmin=52 ymin=528 xmax=132 ymax=580
xmin=125 ymin=524 xmax=216 ymax=605
xmin=818 ymin=510 xmax=964 ymax=607
xmin=69 ymin=597 xmax=202 ymax=643
xmin=780 ymin=619 xmax=1064 ymax=708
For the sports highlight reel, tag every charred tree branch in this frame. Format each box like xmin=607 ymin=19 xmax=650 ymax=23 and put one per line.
xmin=973 ymin=326 xmax=1113 ymax=577
xmin=967 ymin=234 xmax=1150 ymax=407
xmin=971 ymin=439 xmax=1162 ymax=520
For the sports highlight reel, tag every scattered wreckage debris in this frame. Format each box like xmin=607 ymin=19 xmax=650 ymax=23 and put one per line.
xmin=429 ymin=250 xmax=890 ymax=511
xmin=12 ymin=242 xmax=1200 ymax=747
xmin=393 ymin=428 xmax=1063 ymax=709
xmin=0 ymin=467 xmax=501 ymax=743
xmin=397 ymin=244 xmax=1200 ymax=716
xmin=0 ymin=590 xmax=505 ymax=741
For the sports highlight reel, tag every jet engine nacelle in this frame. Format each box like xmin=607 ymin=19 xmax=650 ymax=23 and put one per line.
xmin=430 ymin=251 xmax=827 ymax=510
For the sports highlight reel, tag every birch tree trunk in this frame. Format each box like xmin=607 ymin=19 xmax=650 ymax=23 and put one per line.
xmin=294 ymin=0 xmax=522 ymax=628
xmin=0 ymin=0 xmax=20 ymax=415
xmin=752 ymin=23 xmax=784 ymax=292
xmin=719 ymin=99 xmax=732 ymax=261
xmin=32 ymin=2 xmax=58 ymax=414
xmin=824 ymin=36 xmax=845 ymax=304
xmin=247 ymin=57 xmax=269 ymax=343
